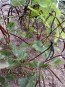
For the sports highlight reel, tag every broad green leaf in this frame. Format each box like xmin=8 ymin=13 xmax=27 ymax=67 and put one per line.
xmin=52 ymin=4 xmax=61 ymax=17
xmin=8 ymin=58 xmax=16 ymax=65
xmin=18 ymin=78 xmax=28 ymax=87
xmin=26 ymin=80 xmax=36 ymax=87
xmin=10 ymin=43 xmax=28 ymax=61
xmin=29 ymin=61 xmax=37 ymax=68
xmin=6 ymin=21 xmax=15 ymax=29
xmin=32 ymin=0 xmax=40 ymax=5
xmin=6 ymin=73 xmax=15 ymax=81
xmin=26 ymin=75 xmax=36 ymax=87
xmin=53 ymin=59 xmax=62 ymax=65
xmin=10 ymin=44 xmax=18 ymax=55
xmin=38 ymin=0 xmax=47 ymax=7
xmin=32 ymin=40 xmax=44 ymax=52
xmin=26 ymin=32 xmax=33 ymax=38
xmin=10 ymin=0 xmax=25 ymax=6
xmin=17 ymin=52 xmax=28 ymax=61
xmin=8 ymin=57 xmax=21 ymax=68
xmin=21 ymin=32 xmax=26 ymax=38
xmin=28 ymin=6 xmax=39 ymax=18
xmin=61 ymin=32 xmax=65 ymax=39
xmin=0 ymin=76 xmax=5 ymax=84
xmin=39 ymin=62 xmax=48 ymax=69
xmin=29 ymin=27 xmax=34 ymax=33
xmin=6 ymin=21 xmax=17 ymax=33
xmin=20 ymin=42 xmax=28 ymax=48
xmin=28 ymin=6 xmax=38 ymax=13
xmin=38 ymin=0 xmax=54 ymax=8
xmin=0 ymin=50 xmax=11 ymax=56
xmin=26 ymin=27 xmax=34 ymax=38
xmin=2 ymin=83 xmax=10 ymax=87
xmin=54 ymin=28 xmax=59 ymax=43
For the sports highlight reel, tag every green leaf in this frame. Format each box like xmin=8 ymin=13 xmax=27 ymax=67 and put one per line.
xmin=53 ymin=59 xmax=62 ymax=65
xmin=26 ymin=27 xmax=34 ymax=38
xmin=32 ymin=0 xmax=40 ymax=5
xmin=20 ymin=42 xmax=28 ymax=48
xmin=53 ymin=0 xmax=57 ymax=3
xmin=38 ymin=0 xmax=54 ymax=8
xmin=29 ymin=61 xmax=37 ymax=68
xmin=61 ymin=32 xmax=65 ymax=39
xmin=6 ymin=73 xmax=15 ymax=81
xmin=0 ymin=50 xmax=11 ymax=56
xmin=26 ymin=32 xmax=33 ymax=38
xmin=39 ymin=62 xmax=48 ymax=69
xmin=10 ymin=43 xmax=28 ymax=61
xmin=26 ymin=75 xmax=36 ymax=87
xmin=18 ymin=78 xmax=28 ymax=87
xmin=2 ymin=83 xmax=10 ymax=87
xmin=38 ymin=0 xmax=47 ymax=7
xmin=52 ymin=4 xmax=61 ymax=17
xmin=8 ymin=58 xmax=15 ymax=65
xmin=28 ymin=6 xmax=39 ymax=18
xmin=10 ymin=0 xmax=25 ymax=6
xmin=32 ymin=40 xmax=44 ymax=52
xmin=6 ymin=21 xmax=17 ymax=33
xmin=6 ymin=21 xmax=15 ymax=29
xmin=8 ymin=58 xmax=20 ymax=68
xmin=0 ymin=76 xmax=5 ymax=84
xmin=26 ymin=79 xmax=36 ymax=87
xmin=54 ymin=28 xmax=60 ymax=43
xmin=21 ymin=32 xmax=26 ymax=38
xmin=17 ymin=52 xmax=28 ymax=61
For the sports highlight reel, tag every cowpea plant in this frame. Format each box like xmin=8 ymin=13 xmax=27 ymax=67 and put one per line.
xmin=0 ymin=0 xmax=65 ymax=87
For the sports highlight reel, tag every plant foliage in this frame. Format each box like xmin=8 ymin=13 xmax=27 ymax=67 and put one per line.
xmin=0 ymin=0 xmax=65 ymax=87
